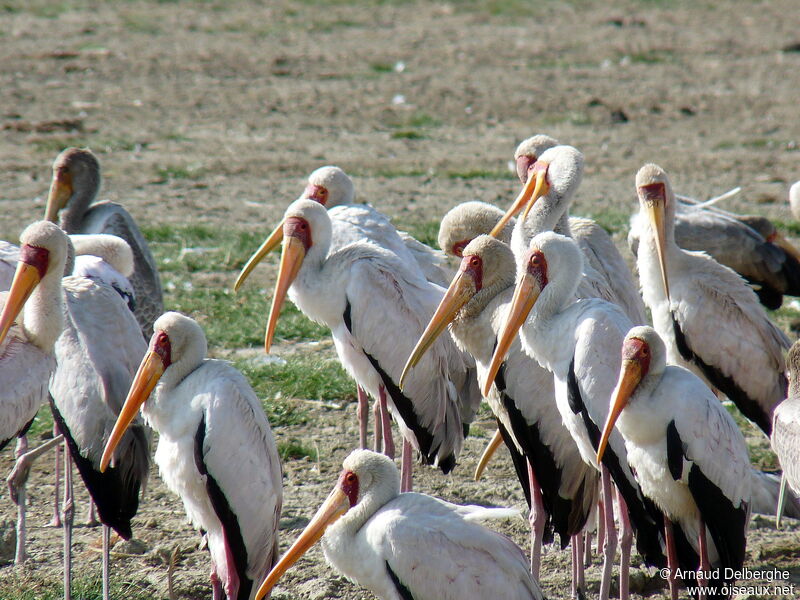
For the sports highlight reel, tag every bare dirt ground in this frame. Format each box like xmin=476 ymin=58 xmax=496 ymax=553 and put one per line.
xmin=1 ymin=1 xmax=800 ymax=599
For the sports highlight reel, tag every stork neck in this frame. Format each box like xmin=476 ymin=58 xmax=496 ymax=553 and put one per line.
xmin=554 ymin=212 xmax=571 ymax=237
xmin=453 ymin=287 xmax=512 ymax=359
xmin=23 ymin=267 xmax=64 ymax=352
xmin=59 ymin=180 xmax=99 ymax=233
xmin=158 ymin=343 xmax=207 ymax=395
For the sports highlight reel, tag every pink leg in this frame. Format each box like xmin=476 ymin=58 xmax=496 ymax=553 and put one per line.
xmin=571 ymin=533 xmax=585 ymax=598
xmin=400 ymin=439 xmax=413 ymax=492
xmin=599 ymin=467 xmax=618 ymax=600
xmin=13 ymin=435 xmax=28 ymax=565
xmin=63 ymin=450 xmax=74 ymax=600
xmin=86 ymin=500 xmax=99 ymax=527
xmin=584 ymin=531 xmax=593 ymax=567
xmin=597 ymin=498 xmax=606 ymax=555
xmin=378 ymin=385 xmax=395 ymax=459
xmin=51 ymin=423 xmax=62 ymax=527
xmin=357 ymin=385 xmax=369 ymax=450
xmin=373 ymin=400 xmax=383 ymax=453
xmin=616 ymin=489 xmax=632 ymax=600
xmin=575 ymin=533 xmax=585 ymax=590
xmin=664 ymin=516 xmax=679 ymax=600
xmin=210 ymin=571 xmax=223 ymax=600
xmin=527 ymin=460 xmax=544 ymax=579
xmin=697 ymin=520 xmax=710 ymax=600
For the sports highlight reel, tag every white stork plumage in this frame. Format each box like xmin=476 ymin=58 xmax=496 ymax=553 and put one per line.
xmin=71 ymin=233 xmax=137 ymax=312
xmin=101 ymin=311 xmax=283 ymax=600
xmin=484 ymin=232 xmax=684 ymax=600
xmin=234 ymin=166 xmax=457 ymax=455
xmin=0 ymin=240 xmax=19 ymax=291
xmin=789 ymin=181 xmax=800 ymax=222
xmin=629 ymin=200 xmax=800 ymax=310
xmin=254 ymin=449 xmax=544 ymax=600
xmin=0 ymin=221 xmax=66 ymax=564
xmin=51 ymin=235 xmax=151 ymax=600
xmin=44 ymin=147 xmax=163 ymax=339
xmin=633 ymin=163 xmax=790 ymax=436
xmin=400 ymin=232 xmax=598 ymax=587
xmin=597 ymin=326 xmax=752 ymax=599
xmin=248 ymin=199 xmax=474 ymax=490
xmin=497 ymin=139 xmax=646 ymax=325
xmin=772 ymin=340 xmax=800 ymax=524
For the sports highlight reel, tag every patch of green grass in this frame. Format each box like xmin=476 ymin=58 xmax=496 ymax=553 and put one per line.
xmin=582 ymin=209 xmax=631 ymax=235
xmin=0 ymin=571 xmax=154 ymax=600
xmin=395 ymin=219 xmax=442 ymax=249
xmin=235 ymin=353 xmax=355 ymax=406
xmin=391 ymin=129 xmax=426 ymax=140
xmin=154 ymin=164 xmax=206 ymax=181
xmin=278 ymin=439 xmax=317 ymax=461
xmin=368 ymin=168 xmax=429 ymax=178
xmin=370 ymin=61 xmax=393 ymax=73
xmin=121 ymin=13 xmax=162 ymax=35
xmin=446 ymin=169 xmax=508 ymax=180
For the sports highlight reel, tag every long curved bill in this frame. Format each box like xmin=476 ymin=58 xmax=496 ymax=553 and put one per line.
xmin=44 ymin=169 xmax=72 ymax=223
xmin=399 ymin=269 xmax=476 ymax=389
xmin=254 ymin=486 xmax=350 ymax=600
xmin=474 ymin=428 xmax=504 ymax=481
xmin=264 ymin=235 xmax=306 ymax=353
xmin=100 ymin=350 xmax=164 ymax=472
xmin=483 ymin=271 xmax=541 ymax=397
xmin=490 ymin=168 xmax=548 ymax=237
xmin=596 ymin=359 xmax=642 ymax=465
xmin=0 ymin=261 xmax=43 ymax=346
xmin=234 ymin=221 xmax=285 ymax=292
xmin=642 ymin=190 xmax=670 ymax=301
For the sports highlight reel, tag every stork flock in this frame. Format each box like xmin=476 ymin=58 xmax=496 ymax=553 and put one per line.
xmin=1 ymin=141 xmax=799 ymax=600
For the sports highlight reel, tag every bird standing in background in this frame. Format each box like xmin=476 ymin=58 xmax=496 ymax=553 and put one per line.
xmin=235 ymin=165 xmax=460 ymax=456
xmin=101 ymin=312 xmax=283 ymax=600
xmin=247 ymin=199 xmax=473 ymax=490
xmin=44 ymin=147 xmax=163 ymax=339
xmin=254 ymin=449 xmax=544 ymax=600
xmin=633 ymin=163 xmax=789 ymax=436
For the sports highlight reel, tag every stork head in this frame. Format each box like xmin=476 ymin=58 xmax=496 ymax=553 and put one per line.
xmin=400 ymin=235 xmax=514 ymax=388
xmin=483 ymin=232 xmax=582 ymax=396
xmin=234 ymin=166 xmax=349 ymax=292
xmin=635 ymin=163 xmax=675 ymax=301
xmin=596 ymin=326 xmax=666 ymax=464
xmin=254 ymin=450 xmax=398 ymax=600
xmin=0 ymin=221 xmax=68 ymax=348
xmin=45 ymin=147 xmax=101 ymax=223
xmin=438 ymin=201 xmax=512 ymax=256
xmin=259 ymin=199 xmax=329 ymax=353
xmin=303 ymin=165 xmax=355 ymax=208
xmin=491 ymin=145 xmax=584 ymax=237
xmin=513 ymin=134 xmax=559 ymax=184
xmin=100 ymin=312 xmax=206 ymax=472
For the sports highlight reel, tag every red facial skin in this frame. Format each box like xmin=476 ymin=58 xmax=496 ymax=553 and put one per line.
xmin=526 ymin=250 xmax=548 ymax=288
xmin=638 ymin=182 xmax=666 ymax=206
xmin=460 ymin=254 xmax=483 ymax=291
xmin=622 ymin=338 xmax=651 ymax=376
xmin=338 ymin=470 xmax=359 ymax=507
xmin=150 ymin=331 xmax=172 ymax=369
xmin=303 ymin=184 xmax=329 ymax=206
xmin=20 ymin=245 xmax=50 ymax=279
xmin=451 ymin=239 xmax=471 ymax=258
xmin=516 ymin=155 xmax=536 ymax=183
xmin=284 ymin=217 xmax=313 ymax=251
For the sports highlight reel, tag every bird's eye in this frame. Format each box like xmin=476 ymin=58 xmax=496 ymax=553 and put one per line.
xmin=641 ymin=347 xmax=649 ymax=356
xmin=470 ymin=256 xmax=480 ymax=267
xmin=345 ymin=472 xmax=356 ymax=483
xmin=530 ymin=255 xmax=541 ymax=267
